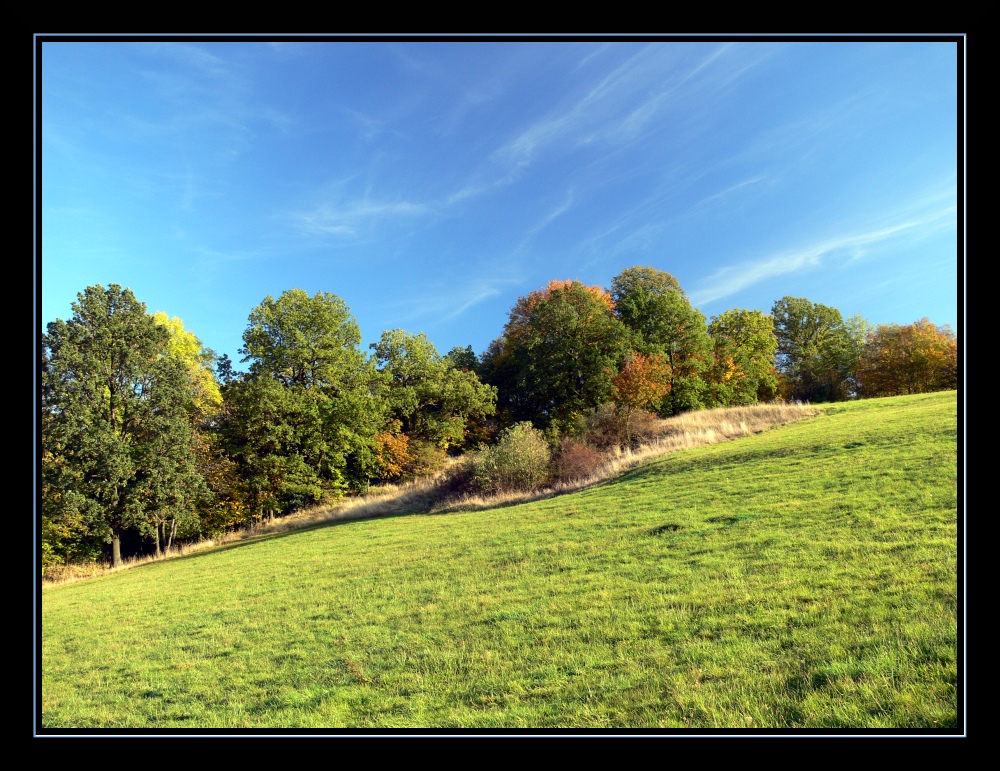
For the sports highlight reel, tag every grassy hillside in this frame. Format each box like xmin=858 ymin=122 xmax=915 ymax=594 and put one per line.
xmin=40 ymin=392 xmax=958 ymax=730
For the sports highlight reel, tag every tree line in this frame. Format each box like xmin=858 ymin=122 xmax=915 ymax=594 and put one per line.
xmin=41 ymin=269 xmax=957 ymax=571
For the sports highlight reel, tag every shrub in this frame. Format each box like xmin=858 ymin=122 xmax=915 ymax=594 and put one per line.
xmin=373 ymin=428 xmax=415 ymax=482
xmin=552 ymin=439 xmax=605 ymax=484
xmin=584 ymin=403 xmax=663 ymax=449
xmin=402 ymin=438 xmax=451 ymax=481
xmin=471 ymin=422 xmax=551 ymax=495
xmin=584 ymin=403 xmax=626 ymax=450
xmin=622 ymin=408 xmax=663 ymax=448
xmin=436 ymin=457 xmax=478 ymax=499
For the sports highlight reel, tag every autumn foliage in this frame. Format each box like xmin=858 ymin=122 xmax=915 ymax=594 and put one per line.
xmin=44 ymin=273 xmax=958 ymax=572
xmin=855 ymin=319 xmax=958 ymax=398
xmin=480 ymin=279 xmax=631 ymax=431
xmin=552 ymin=439 xmax=606 ymax=483
xmin=612 ymin=352 xmax=671 ymax=410
xmin=503 ymin=279 xmax=614 ymax=342
xmin=373 ymin=426 xmax=415 ymax=481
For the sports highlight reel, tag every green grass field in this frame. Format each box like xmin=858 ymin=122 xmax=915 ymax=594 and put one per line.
xmin=40 ymin=392 xmax=959 ymax=730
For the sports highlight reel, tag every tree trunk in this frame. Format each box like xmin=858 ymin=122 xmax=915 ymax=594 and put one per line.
xmin=154 ymin=522 xmax=163 ymax=559
xmin=167 ymin=519 xmax=177 ymax=553
xmin=111 ymin=528 xmax=122 ymax=568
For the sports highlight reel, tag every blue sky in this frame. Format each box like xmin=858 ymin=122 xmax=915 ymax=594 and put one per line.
xmin=40 ymin=39 xmax=962 ymax=368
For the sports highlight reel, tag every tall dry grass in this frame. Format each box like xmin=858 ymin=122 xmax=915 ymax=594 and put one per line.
xmin=42 ymin=402 xmax=817 ymax=587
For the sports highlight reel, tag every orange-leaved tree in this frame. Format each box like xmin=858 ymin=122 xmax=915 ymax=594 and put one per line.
xmin=372 ymin=421 xmax=416 ymax=482
xmin=855 ymin=318 xmax=958 ymax=398
xmin=611 ymin=352 xmax=671 ymax=445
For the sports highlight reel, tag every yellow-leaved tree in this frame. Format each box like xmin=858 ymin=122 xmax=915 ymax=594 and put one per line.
xmin=151 ymin=312 xmax=230 ymax=549
xmin=855 ymin=319 xmax=957 ymax=398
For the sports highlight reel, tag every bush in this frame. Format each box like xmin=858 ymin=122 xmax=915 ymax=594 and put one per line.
xmin=436 ymin=457 xmax=478 ymax=499
xmin=402 ymin=438 xmax=451 ymax=481
xmin=621 ymin=408 xmax=663 ymax=448
xmin=470 ymin=422 xmax=551 ymax=495
xmin=584 ymin=403 xmax=663 ymax=449
xmin=584 ymin=403 xmax=625 ymax=450
xmin=552 ymin=439 xmax=605 ymax=484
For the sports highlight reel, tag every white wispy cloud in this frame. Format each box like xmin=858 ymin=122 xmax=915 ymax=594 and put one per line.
xmin=690 ymin=202 xmax=957 ymax=307
xmin=136 ymin=42 xmax=230 ymax=77
xmin=494 ymin=43 xmax=774 ymax=174
xmin=296 ymin=43 xmax=778 ymax=245
xmin=507 ymin=189 xmax=579 ymax=258
xmin=495 ymin=46 xmax=658 ymax=170
xmin=386 ymin=275 xmax=522 ymax=328
xmin=443 ymin=178 xmax=510 ymax=206
xmin=439 ymin=283 xmax=507 ymax=323
xmin=528 ymin=190 xmax=575 ymax=237
xmin=296 ymin=198 xmax=433 ymax=238
xmin=692 ymin=251 xmax=823 ymax=307
xmin=574 ymin=43 xmax=613 ymax=71
xmin=696 ymin=175 xmax=767 ymax=208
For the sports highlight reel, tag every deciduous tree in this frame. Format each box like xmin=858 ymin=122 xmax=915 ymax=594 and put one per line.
xmin=610 ymin=267 xmax=711 ymax=415
xmin=42 ymin=285 xmax=205 ymax=567
xmin=149 ymin=312 xmax=223 ymax=554
xmin=855 ymin=319 xmax=958 ymax=398
xmin=771 ymin=297 xmax=857 ymax=402
xmin=480 ymin=280 xmax=632 ymax=432
xmin=707 ymin=309 xmax=779 ymax=406
xmin=371 ymin=329 xmax=496 ymax=452
xmin=152 ymin=312 xmax=222 ymax=417
xmin=611 ymin=352 xmax=671 ymax=444
xmin=227 ymin=289 xmax=387 ymax=505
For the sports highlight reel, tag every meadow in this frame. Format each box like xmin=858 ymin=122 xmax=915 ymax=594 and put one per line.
xmin=40 ymin=391 xmax=958 ymax=730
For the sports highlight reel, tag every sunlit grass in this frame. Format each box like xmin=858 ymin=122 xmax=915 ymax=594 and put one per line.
xmin=43 ymin=402 xmax=817 ymax=587
xmin=41 ymin=392 xmax=957 ymax=729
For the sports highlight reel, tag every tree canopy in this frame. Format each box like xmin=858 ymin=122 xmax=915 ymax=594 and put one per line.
xmin=707 ymin=309 xmax=779 ymax=406
xmin=40 ymin=273 xmax=958 ymax=571
xmin=152 ymin=311 xmax=222 ymax=422
xmin=771 ymin=296 xmax=858 ymax=402
xmin=480 ymin=280 xmax=632 ymax=432
xmin=610 ymin=267 xmax=711 ymax=415
xmin=855 ymin=319 xmax=957 ymax=398
xmin=42 ymin=284 xmax=206 ymax=567
xmin=226 ymin=289 xmax=386 ymax=507
xmin=241 ymin=289 xmax=365 ymax=390
xmin=371 ymin=329 xmax=496 ymax=452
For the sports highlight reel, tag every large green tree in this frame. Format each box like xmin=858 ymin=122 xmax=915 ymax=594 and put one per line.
xmin=480 ymin=280 xmax=632 ymax=432
xmin=771 ymin=297 xmax=860 ymax=402
xmin=707 ymin=309 xmax=779 ymax=406
xmin=371 ymin=329 xmax=496 ymax=451
xmin=610 ymin=267 xmax=711 ymax=415
xmin=222 ymin=289 xmax=386 ymax=509
xmin=242 ymin=289 xmax=367 ymax=390
xmin=215 ymin=375 xmax=329 ymax=522
xmin=42 ymin=285 xmax=206 ymax=568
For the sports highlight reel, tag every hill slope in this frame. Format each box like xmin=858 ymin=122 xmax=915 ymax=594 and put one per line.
xmin=41 ymin=392 xmax=959 ymax=730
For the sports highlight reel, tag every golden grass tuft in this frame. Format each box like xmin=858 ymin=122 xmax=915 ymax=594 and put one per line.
xmin=42 ymin=401 xmax=817 ymax=586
